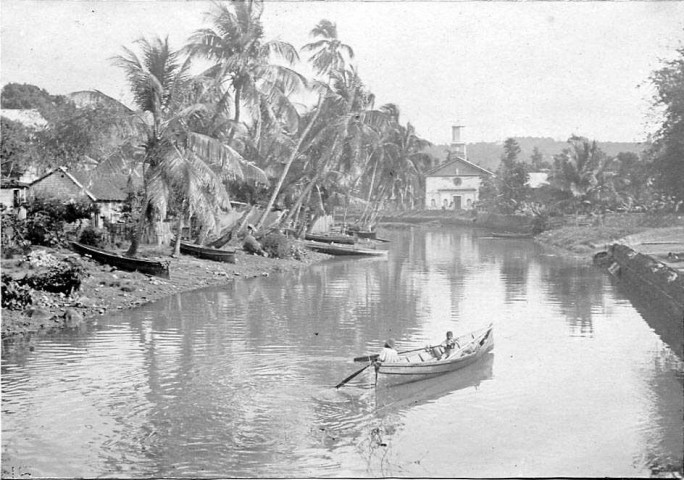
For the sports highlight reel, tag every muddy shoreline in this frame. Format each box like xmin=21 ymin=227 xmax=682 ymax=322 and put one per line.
xmin=1 ymin=244 xmax=330 ymax=348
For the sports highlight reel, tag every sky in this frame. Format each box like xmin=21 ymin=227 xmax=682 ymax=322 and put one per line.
xmin=2 ymin=1 xmax=684 ymax=144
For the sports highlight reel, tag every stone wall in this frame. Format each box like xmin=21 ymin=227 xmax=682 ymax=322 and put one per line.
xmin=609 ymin=244 xmax=684 ymax=319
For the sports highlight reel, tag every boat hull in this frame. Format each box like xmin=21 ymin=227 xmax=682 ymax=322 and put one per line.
xmin=180 ymin=241 xmax=236 ymax=263
xmin=375 ymin=325 xmax=494 ymax=386
xmin=305 ymin=234 xmax=356 ymax=245
xmin=304 ymin=241 xmax=388 ymax=257
xmin=70 ymin=242 xmax=170 ymax=278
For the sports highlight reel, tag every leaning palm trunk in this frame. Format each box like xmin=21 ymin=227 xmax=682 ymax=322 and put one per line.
xmin=256 ymin=94 xmax=326 ymax=231
xmin=283 ymin=172 xmax=321 ymax=229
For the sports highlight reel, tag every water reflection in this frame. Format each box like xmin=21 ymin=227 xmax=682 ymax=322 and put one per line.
xmin=2 ymin=227 xmax=682 ymax=478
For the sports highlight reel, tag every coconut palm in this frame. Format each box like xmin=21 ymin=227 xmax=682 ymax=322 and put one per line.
xmin=301 ymin=20 xmax=355 ymax=77
xmin=548 ymin=135 xmax=615 ymax=215
xmin=185 ymin=0 xmax=304 ymax=137
xmin=73 ymin=36 xmax=267 ymax=256
xmin=360 ymin=106 xmax=431 ymax=220
xmin=256 ymin=20 xmax=363 ymax=231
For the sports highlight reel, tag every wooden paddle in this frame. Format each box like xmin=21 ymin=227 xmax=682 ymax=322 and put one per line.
xmin=353 ymin=346 xmax=432 ymax=363
xmin=335 ymin=364 xmax=371 ymax=389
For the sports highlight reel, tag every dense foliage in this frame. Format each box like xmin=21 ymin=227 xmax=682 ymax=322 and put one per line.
xmin=1 ymin=274 xmax=33 ymax=310
xmin=260 ymin=232 xmax=292 ymax=258
xmin=649 ymin=46 xmax=684 ymax=207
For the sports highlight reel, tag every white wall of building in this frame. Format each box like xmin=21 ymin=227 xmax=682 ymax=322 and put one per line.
xmin=425 ymin=176 xmax=482 ymax=210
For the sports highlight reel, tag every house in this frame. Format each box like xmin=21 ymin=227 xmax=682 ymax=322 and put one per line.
xmin=424 ymin=154 xmax=494 ymax=210
xmin=0 ymin=179 xmax=30 ymax=209
xmin=28 ymin=165 xmax=139 ymax=227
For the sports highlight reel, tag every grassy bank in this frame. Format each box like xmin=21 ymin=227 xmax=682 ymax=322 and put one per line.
xmin=1 ymin=243 xmax=329 ymax=343
xmin=535 ymin=213 xmax=684 ymax=256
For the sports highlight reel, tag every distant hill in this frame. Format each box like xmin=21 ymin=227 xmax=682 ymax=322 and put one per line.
xmin=424 ymin=137 xmax=647 ymax=171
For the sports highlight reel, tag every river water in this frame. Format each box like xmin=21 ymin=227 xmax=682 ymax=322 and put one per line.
xmin=2 ymin=226 xmax=682 ymax=478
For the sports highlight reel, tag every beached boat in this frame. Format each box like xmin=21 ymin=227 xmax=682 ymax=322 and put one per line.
xmin=305 ymin=233 xmax=356 ymax=245
xmin=490 ymin=232 xmax=534 ymax=239
xmin=70 ymin=241 xmax=170 ymax=278
xmin=373 ymin=324 xmax=494 ymax=386
xmin=347 ymin=229 xmax=377 ymax=240
xmin=180 ymin=241 xmax=236 ymax=263
xmin=304 ymin=241 xmax=388 ymax=257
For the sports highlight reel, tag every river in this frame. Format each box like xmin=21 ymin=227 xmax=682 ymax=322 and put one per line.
xmin=2 ymin=226 xmax=682 ymax=478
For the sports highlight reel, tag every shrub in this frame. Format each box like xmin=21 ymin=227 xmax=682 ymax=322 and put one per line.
xmin=24 ymin=259 xmax=86 ymax=295
xmin=260 ymin=233 xmax=291 ymax=259
xmin=0 ymin=209 xmax=31 ymax=258
xmin=1 ymin=274 xmax=33 ymax=310
xmin=79 ymin=226 xmax=104 ymax=246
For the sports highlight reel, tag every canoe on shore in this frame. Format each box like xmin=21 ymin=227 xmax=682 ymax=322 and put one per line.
xmin=304 ymin=241 xmax=388 ymax=257
xmin=347 ymin=229 xmax=377 ymax=240
xmin=373 ymin=324 xmax=494 ymax=386
xmin=70 ymin=241 xmax=170 ymax=278
xmin=305 ymin=233 xmax=356 ymax=245
xmin=490 ymin=232 xmax=534 ymax=239
xmin=180 ymin=241 xmax=236 ymax=263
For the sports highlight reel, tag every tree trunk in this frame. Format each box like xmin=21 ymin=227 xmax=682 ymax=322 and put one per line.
xmin=125 ymin=198 xmax=149 ymax=257
xmin=256 ymin=93 xmax=326 ymax=231
xmin=171 ymin=212 xmax=184 ymax=257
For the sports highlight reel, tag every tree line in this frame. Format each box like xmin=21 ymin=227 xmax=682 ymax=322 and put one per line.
xmin=480 ymin=42 xmax=684 ymax=219
xmin=1 ymin=0 xmax=432 ymax=256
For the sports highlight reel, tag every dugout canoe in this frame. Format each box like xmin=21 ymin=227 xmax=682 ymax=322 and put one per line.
xmin=347 ymin=229 xmax=377 ymax=240
xmin=305 ymin=233 xmax=356 ymax=245
xmin=373 ymin=324 xmax=494 ymax=386
xmin=490 ymin=232 xmax=534 ymax=239
xmin=180 ymin=241 xmax=236 ymax=263
xmin=304 ymin=241 xmax=388 ymax=257
xmin=70 ymin=241 xmax=170 ymax=278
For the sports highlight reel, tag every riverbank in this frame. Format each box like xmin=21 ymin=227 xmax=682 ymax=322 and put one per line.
xmin=1 ymin=244 xmax=330 ymax=344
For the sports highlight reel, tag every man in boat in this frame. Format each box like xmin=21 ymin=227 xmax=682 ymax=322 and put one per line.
xmin=375 ymin=338 xmax=399 ymax=364
xmin=437 ymin=331 xmax=456 ymax=360
xmin=243 ymin=224 xmax=267 ymax=256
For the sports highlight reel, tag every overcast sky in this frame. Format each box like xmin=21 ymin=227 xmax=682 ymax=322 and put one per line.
xmin=2 ymin=1 xmax=683 ymax=144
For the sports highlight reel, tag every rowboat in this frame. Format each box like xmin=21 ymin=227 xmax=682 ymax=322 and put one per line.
xmin=305 ymin=233 xmax=356 ymax=245
xmin=374 ymin=324 xmax=494 ymax=386
xmin=375 ymin=352 xmax=494 ymax=409
xmin=304 ymin=241 xmax=388 ymax=257
xmin=70 ymin=241 xmax=170 ymax=278
xmin=180 ymin=241 xmax=236 ymax=263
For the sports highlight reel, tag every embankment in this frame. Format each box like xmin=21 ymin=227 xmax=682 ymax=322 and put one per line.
xmin=1 ymin=244 xmax=329 ymax=346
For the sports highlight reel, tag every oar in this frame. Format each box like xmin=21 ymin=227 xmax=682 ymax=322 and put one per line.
xmin=353 ymin=346 xmax=432 ymax=363
xmin=335 ymin=364 xmax=371 ymax=389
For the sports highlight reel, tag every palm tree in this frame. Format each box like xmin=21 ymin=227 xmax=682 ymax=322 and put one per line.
xmin=360 ymin=106 xmax=431 ymax=221
xmin=185 ymin=0 xmax=304 ymax=138
xmin=549 ymin=135 xmax=615 ymax=215
xmin=255 ymin=19 xmax=359 ymax=231
xmin=74 ymin=36 xmax=266 ymax=256
xmin=301 ymin=20 xmax=355 ymax=77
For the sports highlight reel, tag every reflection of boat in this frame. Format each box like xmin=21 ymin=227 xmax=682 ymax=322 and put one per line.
xmin=374 ymin=324 xmax=494 ymax=386
xmin=305 ymin=233 xmax=356 ymax=245
xmin=374 ymin=352 xmax=494 ymax=411
xmin=305 ymin=241 xmax=388 ymax=257
xmin=180 ymin=241 xmax=236 ymax=263
xmin=491 ymin=231 xmax=533 ymax=239
xmin=70 ymin=241 xmax=170 ymax=278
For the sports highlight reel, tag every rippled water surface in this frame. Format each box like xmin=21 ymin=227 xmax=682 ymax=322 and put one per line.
xmin=2 ymin=227 xmax=682 ymax=477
